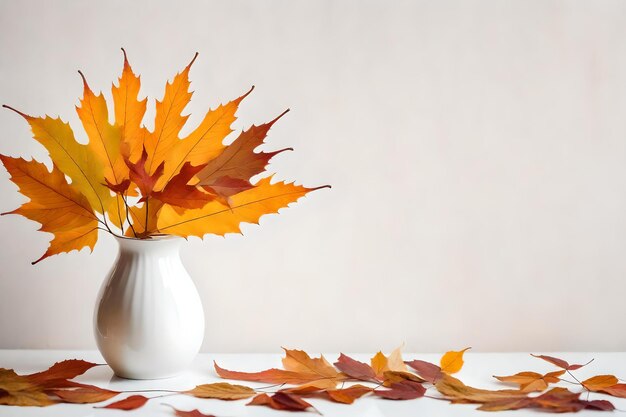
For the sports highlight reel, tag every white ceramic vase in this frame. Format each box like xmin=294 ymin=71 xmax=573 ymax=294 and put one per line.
xmin=94 ymin=236 xmax=205 ymax=379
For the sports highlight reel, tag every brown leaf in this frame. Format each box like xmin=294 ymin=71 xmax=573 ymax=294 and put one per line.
xmin=334 ymin=353 xmax=377 ymax=382
xmin=168 ymin=406 xmax=216 ymax=417
xmin=214 ymin=362 xmax=327 ymax=385
xmin=26 ymin=359 xmax=99 ymax=386
xmin=435 ymin=373 xmax=527 ymax=404
xmin=324 ymin=384 xmax=372 ymax=404
xmin=282 ymin=379 xmax=338 ymax=394
xmin=184 ymin=382 xmax=256 ymax=400
xmin=405 ymin=359 xmax=442 ymax=383
xmin=52 ymin=385 xmax=119 ymax=404
xmin=247 ymin=392 xmax=314 ymax=412
xmin=382 ymin=370 xmax=425 ymax=387
xmin=582 ymin=375 xmax=619 ymax=392
xmin=374 ymin=380 xmax=426 ymax=400
xmin=0 ymin=369 xmax=54 ymax=406
xmin=440 ymin=347 xmax=470 ymax=374
xmin=97 ymin=394 xmax=149 ymax=410
xmin=531 ymin=354 xmax=590 ymax=371
xmin=600 ymin=383 xmax=626 ymax=398
xmin=494 ymin=370 xmax=564 ymax=392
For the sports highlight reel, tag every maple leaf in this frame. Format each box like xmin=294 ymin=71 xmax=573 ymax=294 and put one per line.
xmin=247 ymin=392 xmax=314 ymax=412
xmin=184 ymin=383 xmax=255 ymax=400
xmin=494 ymin=370 xmax=565 ymax=392
xmin=151 ymin=162 xmax=215 ymax=209
xmin=158 ymin=178 xmax=330 ymax=237
xmin=0 ymin=156 xmax=99 ymax=264
xmin=282 ymin=348 xmax=339 ymax=380
xmin=97 ymin=394 xmax=149 ymax=410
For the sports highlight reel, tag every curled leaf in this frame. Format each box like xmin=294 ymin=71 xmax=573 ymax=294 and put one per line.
xmin=334 ymin=353 xmax=377 ymax=382
xmin=184 ymin=382 xmax=255 ymax=400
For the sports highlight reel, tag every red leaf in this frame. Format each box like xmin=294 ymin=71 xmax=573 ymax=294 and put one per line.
xmin=334 ymin=353 xmax=377 ymax=382
xmin=324 ymin=384 xmax=372 ymax=404
xmin=531 ymin=354 xmax=590 ymax=371
xmin=374 ymin=380 xmax=426 ymax=400
xmin=405 ymin=360 xmax=442 ymax=383
xmin=152 ymin=162 xmax=214 ymax=209
xmin=97 ymin=394 xmax=149 ymax=410
xmin=125 ymin=147 xmax=164 ymax=200
xmin=247 ymin=392 xmax=314 ymax=412
xmin=600 ymin=384 xmax=626 ymax=398
xmin=26 ymin=360 xmax=99 ymax=385
xmin=201 ymin=176 xmax=254 ymax=200
xmin=104 ymin=178 xmax=131 ymax=194
xmin=583 ymin=400 xmax=616 ymax=411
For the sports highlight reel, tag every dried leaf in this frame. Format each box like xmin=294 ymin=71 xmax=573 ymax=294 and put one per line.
xmin=0 ymin=156 xmax=99 ymax=264
xmin=440 ymin=347 xmax=470 ymax=374
xmin=494 ymin=370 xmax=564 ymax=392
xmin=370 ymin=352 xmax=389 ymax=380
xmin=405 ymin=359 xmax=442 ymax=383
xmin=52 ymin=386 xmax=119 ymax=404
xmin=334 ymin=353 xmax=377 ymax=382
xmin=435 ymin=373 xmax=527 ymax=404
xmin=247 ymin=392 xmax=314 ymax=412
xmin=531 ymin=354 xmax=590 ymax=371
xmin=324 ymin=384 xmax=372 ymax=404
xmin=282 ymin=348 xmax=339 ymax=380
xmin=374 ymin=380 xmax=426 ymax=400
xmin=582 ymin=375 xmax=619 ymax=392
xmin=382 ymin=370 xmax=425 ymax=387
xmin=97 ymin=394 xmax=149 ymax=410
xmin=184 ymin=382 xmax=255 ymax=400
xmin=0 ymin=369 xmax=54 ymax=406
xmin=599 ymin=383 xmax=626 ymax=398
xmin=25 ymin=359 xmax=99 ymax=385
xmin=167 ymin=406 xmax=216 ymax=417
xmin=214 ymin=362 xmax=326 ymax=385
xmin=387 ymin=345 xmax=408 ymax=372
xmin=151 ymin=162 xmax=214 ymax=209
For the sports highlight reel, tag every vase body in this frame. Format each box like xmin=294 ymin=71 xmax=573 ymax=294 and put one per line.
xmin=94 ymin=236 xmax=205 ymax=379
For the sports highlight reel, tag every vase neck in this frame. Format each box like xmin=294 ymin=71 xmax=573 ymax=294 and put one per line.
xmin=115 ymin=236 xmax=183 ymax=257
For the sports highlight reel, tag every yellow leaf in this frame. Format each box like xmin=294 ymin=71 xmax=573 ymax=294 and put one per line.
xmin=111 ymin=48 xmax=147 ymax=163
xmin=387 ymin=345 xmax=408 ymax=372
xmin=157 ymin=177 xmax=329 ymax=237
xmin=4 ymin=107 xmax=112 ymax=214
xmin=143 ymin=53 xmax=195 ymax=176
xmin=158 ymin=87 xmax=253 ymax=188
xmin=440 ymin=347 xmax=470 ymax=374
xmin=0 ymin=156 xmax=98 ymax=264
xmin=370 ymin=352 xmax=389 ymax=380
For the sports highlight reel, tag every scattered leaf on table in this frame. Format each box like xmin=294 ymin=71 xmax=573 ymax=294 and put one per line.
xmin=52 ymin=386 xmax=119 ymax=403
xmin=405 ymin=359 xmax=442 ymax=383
xmin=374 ymin=380 xmax=426 ymax=400
xmin=25 ymin=359 xmax=99 ymax=385
xmin=334 ymin=354 xmax=377 ymax=382
xmin=531 ymin=354 xmax=590 ymax=371
xmin=325 ymin=385 xmax=372 ymax=404
xmin=581 ymin=375 xmax=619 ymax=392
xmin=435 ymin=373 xmax=527 ymax=404
xmin=214 ymin=362 xmax=325 ymax=385
xmin=599 ymin=384 xmax=626 ymax=398
xmin=0 ymin=369 xmax=54 ymax=406
xmin=494 ymin=370 xmax=564 ymax=392
xmin=370 ymin=352 xmax=389 ymax=380
xmin=166 ymin=405 xmax=216 ymax=417
xmin=248 ymin=392 xmax=314 ymax=412
xmin=282 ymin=348 xmax=339 ymax=380
xmin=97 ymin=394 xmax=149 ymax=410
xmin=185 ymin=382 xmax=255 ymax=400
xmin=382 ymin=370 xmax=425 ymax=387
xmin=386 ymin=345 xmax=408 ymax=372
xmin=440 ymin=347 xmax=470 ymax=374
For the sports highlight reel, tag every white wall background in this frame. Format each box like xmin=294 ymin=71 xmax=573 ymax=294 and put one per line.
xmin=0 ymin=0 xmax=625 ymax=353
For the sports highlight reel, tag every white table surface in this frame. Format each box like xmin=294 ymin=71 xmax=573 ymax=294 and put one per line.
xmin=1 ymin=350 xmax=625 ymax=416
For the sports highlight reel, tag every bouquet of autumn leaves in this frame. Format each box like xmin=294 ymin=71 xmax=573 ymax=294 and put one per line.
xmin=1 ymin=50 xmax=327 ymax=264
